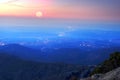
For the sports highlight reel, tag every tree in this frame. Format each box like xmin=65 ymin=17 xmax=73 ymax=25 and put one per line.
xmin=91 ymin=52 xmax=120 ymax=75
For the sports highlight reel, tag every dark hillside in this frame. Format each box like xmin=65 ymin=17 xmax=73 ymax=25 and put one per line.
xmin=0 ymin=52 xmax=92 ymax=80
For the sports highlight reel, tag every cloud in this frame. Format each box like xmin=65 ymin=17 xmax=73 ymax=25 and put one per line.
xmin=2 ymin=0 xmax=39 ymax=8
xmin=2 ymin=0 xmax=33 ymax=8
xmin=5 ymin=0 xmax=18 ymax=4
xmin=67 ymin=26 xmax=75 ymax=31
xmin=58 ymin=32 xmax=65 ymax=37
xmin=1 ymin=0 xmax=25 ymax=8
xmin=9 ymin=3 xmax=25 ymax=7
xmin=57 ymin=26 xmax=76 ymax=37
xmin=0 ymin=42 xmax=6 ymax=46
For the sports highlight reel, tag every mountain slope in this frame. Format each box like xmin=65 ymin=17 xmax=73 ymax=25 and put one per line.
xmin=0 ymin=53 xmax=93 ymax=80
xmin=80 ymin=52 xmax=120 ymax=80
xmin=98 ymin=67 xmax=120 ymax=80
xmin=80 ymin=67 xmax=120 ymax=80
xmin=91 ymin=52 xmax=120 ymax=75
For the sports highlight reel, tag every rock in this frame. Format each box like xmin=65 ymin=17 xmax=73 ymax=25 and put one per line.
xmin=80 ymin=67 xmax=120 ymax=80
xmin=91 ymin=74 xmax=103 ymax=79
xmin=98 ymin=67 xmax=120 ymax=80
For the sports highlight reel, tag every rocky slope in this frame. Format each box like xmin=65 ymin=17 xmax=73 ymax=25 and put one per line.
xmin=80 ymin=67 xmax=120 ymax=80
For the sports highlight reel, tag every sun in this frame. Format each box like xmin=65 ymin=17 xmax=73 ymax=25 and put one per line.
xmin=36 ymin=11 xmax=43 ymax=17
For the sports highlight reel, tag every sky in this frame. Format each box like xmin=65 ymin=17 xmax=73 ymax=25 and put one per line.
xmin=0 ymin=0 xmax=120 ymax=20
xmin=0 ymin=0 xmax=120 ymax=43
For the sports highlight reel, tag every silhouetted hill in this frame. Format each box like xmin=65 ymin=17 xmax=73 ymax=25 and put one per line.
xmin=0 ymin=53 xmax=93 ymax=80
xmin=0 ymin=44 xmax=46 ymax=61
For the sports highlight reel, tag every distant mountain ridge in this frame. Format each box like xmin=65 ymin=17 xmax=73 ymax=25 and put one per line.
xmin=0 ymin=44 xmax=120 ymax=65
xmin=0 ymin=44 xmax=46 ymax=61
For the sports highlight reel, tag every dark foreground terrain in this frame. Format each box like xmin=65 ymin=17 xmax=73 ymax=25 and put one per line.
xmin=0 ymin=44 xmax=120 ymax=80
xmin=0 ymin=53 xmax=93 ymax=80
xmin=80 ymin=67 xmax=120 ymax=80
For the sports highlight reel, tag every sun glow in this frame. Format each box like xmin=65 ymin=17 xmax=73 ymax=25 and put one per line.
xmin=36 ymin=11 xmax=43 ymax=17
